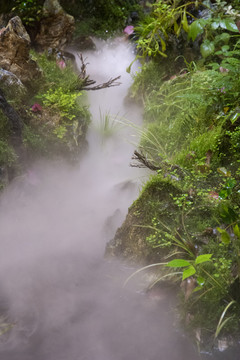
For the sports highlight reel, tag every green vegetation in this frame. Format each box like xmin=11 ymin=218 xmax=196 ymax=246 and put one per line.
xmin=0 ymin=51 xmax=90 ymax=187
xmin=60 ymin=0 xmax=142 ymax=38
xmin=23 ymin=51 xmax=90 ymax=158
xmin=11 ymin=0 xmax=43 ymax=27
xmin=127 ymin=0 xmax=240 ymax=350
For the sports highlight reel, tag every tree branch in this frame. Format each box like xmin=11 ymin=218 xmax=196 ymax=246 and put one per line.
xmin=131 ymin=150 xmax=185 ymax=179
xmin=76 ymin=52 xmax=121 ymax=91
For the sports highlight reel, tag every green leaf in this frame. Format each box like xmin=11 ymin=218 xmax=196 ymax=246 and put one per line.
xmin=182 ymin=8 xmax=189 ymax=33
xmin=214 ymin=32 xmax=230 ymax=45
xmin=166 ymin=259 xmax=191 ymax=268
xmin=182 ymin=265 xmax=196 ymax=280
xmin=211 ymin=20 xmax=220 ymax=30
xmin=160 ymin=37 xmax=166 ymax=52
xmin=188 ymin=20 xmax=205 ymax=41
xmin=221 ymin=19 xmax=239 ymax=32
xmin=197 ymin=276 xmax=205 ymax=286
xmin=200 ymin=40 xmax=215 ymax=58
xmin=219 ymin=189 xmax=228 ymax=199
xmin=217 ymin=228 xmax=231 ymax=244
xmin=233 ymin=224 xmax=240 ymax=239
xmin=221 ymin=45 xmax=230 ymax=52
xmin=195 ymin=254 xmax=212 ymax=265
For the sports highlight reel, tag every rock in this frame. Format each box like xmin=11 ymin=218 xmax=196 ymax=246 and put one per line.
xmin=0 ymin=16 xmax=41 ymax=87
xmin=105 ymin=178 xmax=182 ymax=265
xmin=0 ymin=69 xmax=27 ymax=99
xmin=69 ymin=35 xmax=96 ymax=51
xmin=35 ymin=0 xmax=75 ymax=50
xmin=105 ymin=206 xmax=160 ymax=264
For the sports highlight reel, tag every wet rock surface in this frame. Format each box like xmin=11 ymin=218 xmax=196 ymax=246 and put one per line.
xmin=0 ymin=69 xmax=27 ymax=98
xmin=0 ymin=16 xmax=41 ymax=87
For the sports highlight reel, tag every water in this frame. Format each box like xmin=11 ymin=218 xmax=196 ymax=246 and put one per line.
xmin=0 ymin=38 xmax=233 ymax=360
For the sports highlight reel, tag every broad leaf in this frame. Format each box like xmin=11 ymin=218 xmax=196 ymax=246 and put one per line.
xmin=195 ymin=254 xmax=212 ymax=265
xmin=182 ymin=265 xmax=196 ymax=280
xmin=166 ymin=259 xmax=191 ymax=268
xmin=188 ymin=20 xmax=205 ymax=41
xmin=221 ymin=19 xmax=239 ymax=32
xmin=200 ymin=40 xmax=215 ymax=58
xmin=217 ymin=227 xmax=231 ymax=245
xmin=211 ymin=20 xmax=220 ymax=30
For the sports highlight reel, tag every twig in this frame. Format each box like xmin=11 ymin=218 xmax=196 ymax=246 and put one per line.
xmin=131 ymin=150 xmax=186 ymax=179
xmin=76 ymin=52 xmax=121 ymax=91
xmin=81 ymin=76 xmax=121 ymax=91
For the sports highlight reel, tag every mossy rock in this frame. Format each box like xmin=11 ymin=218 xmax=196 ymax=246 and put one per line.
xmin=105 ymin=176 xmax=182 ymax=264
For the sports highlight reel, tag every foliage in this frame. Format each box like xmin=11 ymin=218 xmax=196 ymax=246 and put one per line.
xmin=12 ymin=0 xmax=43 ymax=27
xmin=129 ymin=10 xmax=240 ymax=345
xmin=23 ymin=52 xmax=90 ymax=158
xmin=31 ymin=51 xmax=84 ymax=93
xmin=135 ymin=0 xmax=195 ymax=58
xmin=61 ymin=0 xmax=142 ymax=37
xmin=166 ymin=254 xmax=212 ymax=281
xmin=131 ymin=53 xmax=240 ymax=172
xmin=38 ymin=88 xmax=81 ymax=121
xmin=188 ymin=0 xmax=240 ymax=60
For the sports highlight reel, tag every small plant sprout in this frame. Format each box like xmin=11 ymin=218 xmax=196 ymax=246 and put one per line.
xmin=166 ymin=254 xmax=213 ymax=283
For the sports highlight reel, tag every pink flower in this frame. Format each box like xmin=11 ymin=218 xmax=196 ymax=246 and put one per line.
xmin=31 ymin=103 xmax=42 ymax=113
xmin=56 ymin=59 xmax=66 ymax=69
xmin=123 ymin=25 xmax=134 ymax=35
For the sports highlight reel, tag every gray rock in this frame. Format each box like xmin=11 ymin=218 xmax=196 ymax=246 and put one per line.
xmin=0 ymin=69 xmax=27 ymax=98
xmin=35 ymin=0 xmax=75 ymax=50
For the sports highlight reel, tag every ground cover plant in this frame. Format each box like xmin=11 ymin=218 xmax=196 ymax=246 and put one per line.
xmin=127 ymin=0 xmax=240 ymax=351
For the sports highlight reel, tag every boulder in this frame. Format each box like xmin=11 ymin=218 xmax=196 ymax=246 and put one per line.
xmin=35 ymin=0 xmax=75 ymax=50
xmin=0 ymin=16 xmax=41 ymax=87
xmin=0 ymin=69 xmax=27 ymax=99
xmin=105 ymin=178 xmax=183 ymax=265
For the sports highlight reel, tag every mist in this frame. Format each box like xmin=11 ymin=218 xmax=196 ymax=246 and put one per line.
xmin=0 ymin=38 xmax=199 ymax=360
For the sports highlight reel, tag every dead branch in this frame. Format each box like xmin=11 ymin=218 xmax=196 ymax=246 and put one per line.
xmin=131 ymin=150 xmax=160 ymax=171
xmin=76 ymin=52 xmax=121 ymax=91
xmin=81 ymin=75 xmax=121 ymax=91
xmin=131 ymin=150 xmax=185 ymax=179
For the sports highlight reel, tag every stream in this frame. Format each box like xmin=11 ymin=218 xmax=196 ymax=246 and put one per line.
xmin=0 ymin=38 xmax=237 ymax=360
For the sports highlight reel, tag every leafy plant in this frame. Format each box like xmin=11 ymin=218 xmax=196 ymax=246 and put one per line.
xmin=166 ymin=254 xmax=212 ymax=281
xmin=188 ymin=1 xmax=240 ymax=60
xmin=12 ymin=0 xmax=43 ymax=27
xmin=38 ymin=88 xmax=82 ymax=121
xmin=135 ymin=0 xmax=196 ymax=59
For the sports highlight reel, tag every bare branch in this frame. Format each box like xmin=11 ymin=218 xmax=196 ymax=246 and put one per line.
xmin=76 ymin=52 xmax=121 ymax=91
xmin=131 ymin=150 xmax=160 ymax=171
xmin=131 ymin=150 xmax=185 ymax=179
xmin=81 ymin=76 xmax=121 ymax=91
